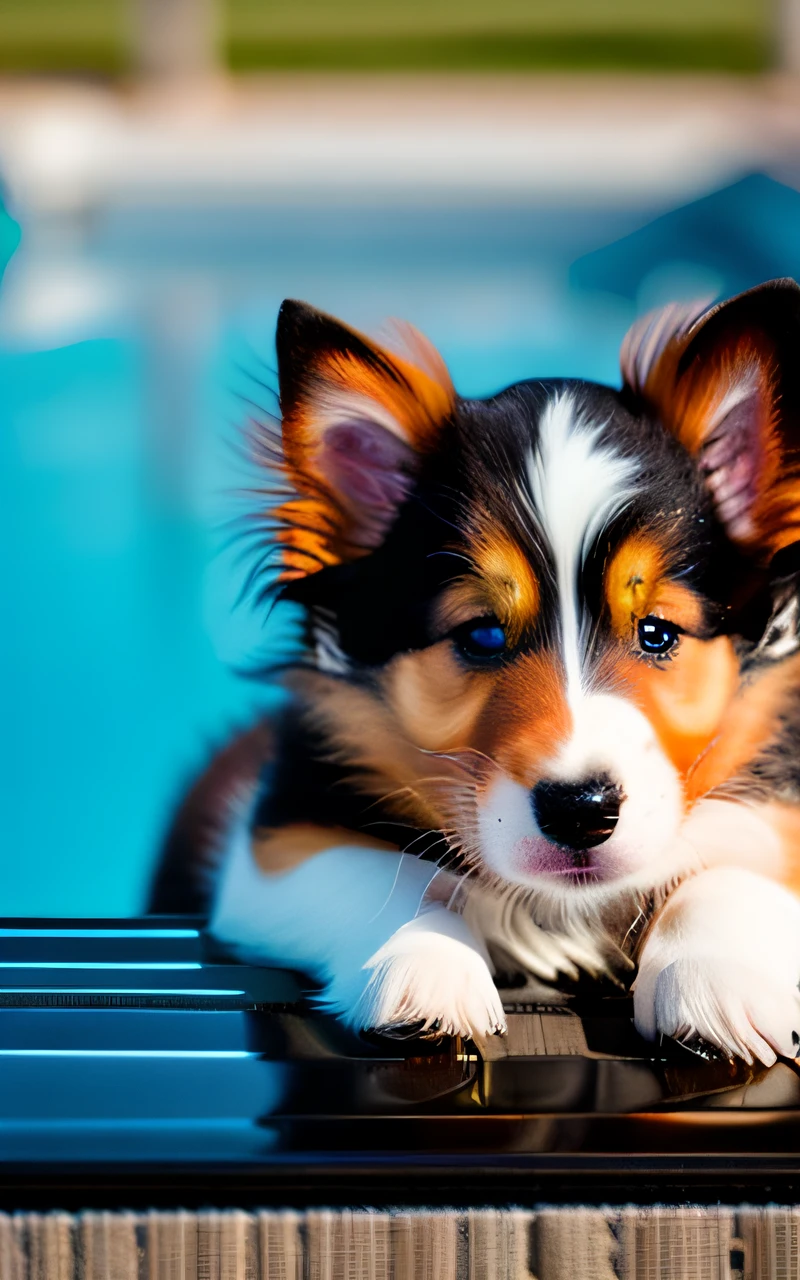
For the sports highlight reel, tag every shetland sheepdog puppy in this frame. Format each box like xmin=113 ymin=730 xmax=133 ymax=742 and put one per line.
xmin=151 ymin=279 xmax=800 ymax=1067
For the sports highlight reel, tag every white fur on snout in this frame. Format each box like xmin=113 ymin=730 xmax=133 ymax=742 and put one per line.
xmin=634 ymin=867 xmax=800 ymax=1066
xmin=476 ymin=693 xmax=683 ymax=903
xmin=551 ymin=693 xmax=683 ymax=869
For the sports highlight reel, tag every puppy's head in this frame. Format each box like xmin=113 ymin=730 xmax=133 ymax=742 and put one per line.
xmin=264 ymin=282 xmax=800 ymax=910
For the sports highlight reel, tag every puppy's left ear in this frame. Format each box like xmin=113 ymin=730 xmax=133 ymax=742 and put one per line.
xmin=621 ymin=278 xmax=800 ymax=561
xmin=271 ymin=301 xmax=454 ymax=580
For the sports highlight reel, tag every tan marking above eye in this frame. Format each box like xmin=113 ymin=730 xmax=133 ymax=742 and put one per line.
xmin=433 ymin=529 xmax=539 ymax=644
xmin=605 ymin=532 xmax=704 ymax=636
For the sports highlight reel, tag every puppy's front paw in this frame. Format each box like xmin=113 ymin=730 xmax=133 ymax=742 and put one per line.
xmin=355 ymin=911 xmax=507 ymax=1039
xmin=634 ymin=955 xmax=800 ymax=1066
xmin=633 ymin=868 xmax=800 ymax=1066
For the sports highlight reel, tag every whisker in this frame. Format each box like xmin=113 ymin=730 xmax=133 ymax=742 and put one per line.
xmin=426 ymin=550 xmax=473 ymax=564
xmin=366 ymin=853 xmax=407 ymax=924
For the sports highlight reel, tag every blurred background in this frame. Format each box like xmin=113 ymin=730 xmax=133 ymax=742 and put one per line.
xmin=3 ymin=0 xmax=800 ymax=916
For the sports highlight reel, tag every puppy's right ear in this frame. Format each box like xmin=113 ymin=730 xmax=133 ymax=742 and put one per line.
xmin=621 ymin=279 xmax=800 ymax=562
xmin=271 ymin=301 xmax=454 ymax=580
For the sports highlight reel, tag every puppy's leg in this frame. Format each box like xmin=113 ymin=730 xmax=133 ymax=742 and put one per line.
xmin=634 ymin=866 xmax=800 ymax=1065
xmin=211 ymin=820 xmax=506 ymax=1037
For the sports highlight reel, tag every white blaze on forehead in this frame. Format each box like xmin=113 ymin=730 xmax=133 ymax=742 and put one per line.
xmin=525 ymin=393 xmax=639 ymax=700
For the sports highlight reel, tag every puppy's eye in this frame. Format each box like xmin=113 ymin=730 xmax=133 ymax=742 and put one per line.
xmin=455 ymin=618 xmax=507 ymax=660
xmin=638 ymin=615 xmax=680 ymax=657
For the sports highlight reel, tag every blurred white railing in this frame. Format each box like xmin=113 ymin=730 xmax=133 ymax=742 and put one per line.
xmin=128 ymin=0 xmax=221 ymax=82
xmin=778 ymin=0 xmax=800 ymax=74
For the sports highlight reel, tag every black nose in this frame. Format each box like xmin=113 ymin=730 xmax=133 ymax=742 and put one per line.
xmin=530 ymin=775 xmax=624 ymax=851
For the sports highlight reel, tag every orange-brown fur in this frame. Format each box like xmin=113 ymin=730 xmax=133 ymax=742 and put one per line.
xmin=252 ymin=823 xmax=398 ymax=873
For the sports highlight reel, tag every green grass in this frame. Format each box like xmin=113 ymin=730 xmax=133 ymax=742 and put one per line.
xmin=228 ymin=31 xmax=768 ymax=74
xmin=0 ymin=0 xmax=771 ymax=75
xmin=227 ymin=0 xmax=765 ymax=39
xmin=0 ymin=0 xmax=127 ymax=75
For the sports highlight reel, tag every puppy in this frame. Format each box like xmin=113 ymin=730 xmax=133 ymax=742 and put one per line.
xmin=151 ymin=279 xmax=800 ymax=1066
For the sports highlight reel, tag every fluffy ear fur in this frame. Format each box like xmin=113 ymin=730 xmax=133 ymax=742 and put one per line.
xmin=621 ymin=279 xmax=800 ymax=560
xmin=271 ymin=301 xmax=455 ymax=580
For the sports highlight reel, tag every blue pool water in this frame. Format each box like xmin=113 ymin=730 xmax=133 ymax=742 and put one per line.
xmin=3 ymin=175 xmax=800 ymax=916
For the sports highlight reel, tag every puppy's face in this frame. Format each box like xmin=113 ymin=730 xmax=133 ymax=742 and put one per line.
xmin=269 ymin=285 xmax=800 ymax=909
xmin=343 ymin=382 xmax=734 ymax=907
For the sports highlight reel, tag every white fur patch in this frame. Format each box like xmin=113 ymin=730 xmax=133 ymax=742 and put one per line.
xmin=546 ymin=692 xmax=683 ymax=873
xmin=634 ymin=867 xmax=800 ymax=1066
xmin=708 ymin=367 xmax=761 ymax=432
xmin=211 ymin=821 xmax=503 ymax=1034
xmin=460 ymin=880 xmax=623 ymax=984
xmin=357 ymin=908 xmax=506 ymax=1036
xmin=315 ymin=388 xmax=407 ymax=443
xmin=674 ymin=797 xmax=786 ymax=881
xmin=524 ymin=393 xmax=638 ymax=699
xmin=312 ymin=609 xmax=351 ymax=675
xmin=751 ymin=588 xmax=800 ymax=664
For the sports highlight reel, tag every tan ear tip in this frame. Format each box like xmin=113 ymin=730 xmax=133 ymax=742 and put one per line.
xmin=620 ymin=298 xmax=714 ymax=393
xmin=381 ymin=317 xmax=455 ymax=397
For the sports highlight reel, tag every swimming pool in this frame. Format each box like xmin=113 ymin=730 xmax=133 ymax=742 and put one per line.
xmin=3 ymin=175 xmax=799 ymax=915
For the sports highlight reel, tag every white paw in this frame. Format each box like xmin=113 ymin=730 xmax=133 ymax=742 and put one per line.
xmin=350 ymin=909 xmax=507 ymax=1038
xmin=633 ymin=868 xmax=800 ymax=1066
xmin=634 ymin=954 xmax=800 ymax=1066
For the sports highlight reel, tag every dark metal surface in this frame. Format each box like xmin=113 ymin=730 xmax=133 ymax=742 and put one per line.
xmin=2 ymin=917 xmax=800 ymax=1205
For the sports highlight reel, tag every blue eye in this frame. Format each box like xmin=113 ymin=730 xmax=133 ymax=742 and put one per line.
xmin=457 ymin=620 xmax=507 ymax=660
xmin=638 ymin=615 xmax=680 ymax=656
